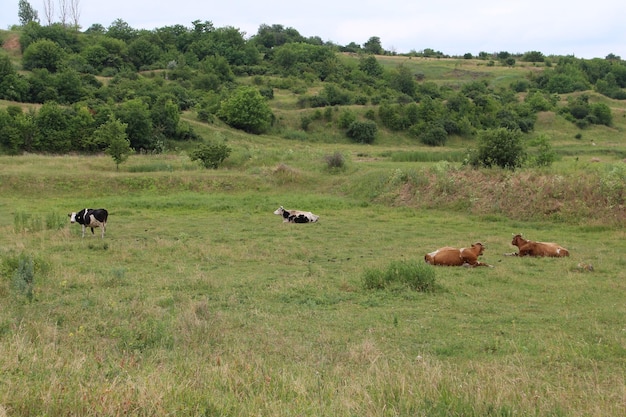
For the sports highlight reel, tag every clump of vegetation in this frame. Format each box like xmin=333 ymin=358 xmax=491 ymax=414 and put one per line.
xmin=528 ymin=134 xmax=557 ymax=167
xmin=2 ymin=252 xmax=49 ymax=302
xmin=12 ymin=254 xmax=35 ymax=302
xmin=94 ymin=115 xmax=133 ymax=170
xmin=363 ymin=260 xmax=436 ymax=292
xmin=466 ymin=128 xmax=526 ymax=170
xmin=217 ymin=86 xmax=273 ymax=134
xmin=324 ymin=151 xmax=346 ymax=171
xmin=346 ymin=120 xmax=377 ymax=144
xmin=189 ymin=141 xmax=232 ymax=169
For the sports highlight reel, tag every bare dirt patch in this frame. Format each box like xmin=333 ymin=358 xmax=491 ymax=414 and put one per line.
xmin=2 ymin=33 xmax=21 ymax=53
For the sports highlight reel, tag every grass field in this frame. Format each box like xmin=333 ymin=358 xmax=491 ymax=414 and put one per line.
xmin=1 ymin=45 xmax=625 ymax=415
xmin=1 ymin=150 xmax=624 ymax=416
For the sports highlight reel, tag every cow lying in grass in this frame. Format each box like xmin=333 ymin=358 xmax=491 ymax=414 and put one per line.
xmin=424 ymin=242 xmax=492 ymax=267
xmin=509 ymin=234 xmax=570 ymax=257
xmin=274 ymin=206 xmax=319 ymax=223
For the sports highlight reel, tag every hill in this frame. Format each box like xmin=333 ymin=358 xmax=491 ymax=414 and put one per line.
xmin=1 ymin=24 xmax=626 ymax=227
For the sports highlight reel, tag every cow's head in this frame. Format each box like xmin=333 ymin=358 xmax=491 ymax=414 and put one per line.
xmin=472 ymin=242 xmax=485 ymax=255
xmin=69 ymin=212 xmax=77 ymax=223
xmin=273 ymin=206 xmax=285 ymax=216
xmin=511 ymin=234 xmax=524 ymax=246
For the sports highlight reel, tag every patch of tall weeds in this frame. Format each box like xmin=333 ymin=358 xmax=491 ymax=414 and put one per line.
xmin=599 ymin=163 xmax=626 ymax=207
xmin=324 ymin=151 xmax=346 ymax=172
xmin=363 ymin=260 xmax=436 ymax=292
xmin=2 ymin=252 xmax=50 ymax=302
xmin=14 ymin=211 xmax=66 ymax=233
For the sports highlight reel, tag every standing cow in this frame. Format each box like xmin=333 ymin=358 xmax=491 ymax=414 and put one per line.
xmin=69 ymin=208 xmax=108 ymax=238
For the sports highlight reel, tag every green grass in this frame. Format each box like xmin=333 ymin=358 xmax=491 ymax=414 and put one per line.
xmin=0 ymin=153 xmax=624 ymax=416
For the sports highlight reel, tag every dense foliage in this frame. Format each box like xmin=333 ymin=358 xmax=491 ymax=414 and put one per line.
xmin=0 ymin=16 xmax=625 ymax=162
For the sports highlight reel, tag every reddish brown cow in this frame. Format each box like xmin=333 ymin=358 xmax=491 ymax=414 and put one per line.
xmin=424 ymin=242 xmax=492 ymax=267
xmin=510 ymin=234 xmax=569 ymax=257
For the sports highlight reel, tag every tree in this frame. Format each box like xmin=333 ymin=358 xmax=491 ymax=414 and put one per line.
xmin=419 ymin=123 xmax=448 ymax=146
xmin=389 ymin=64 xmax=416 ymax=97
xmin=590 ymin=102 xmax=612 ymax=126
xmin=107 ymin=19 xmax=136 ymax=42
xmin=346 ymin=120 xmax=377 ymax=144
xmin=22 ymin=39 xmax=65 ymax=72
xmin=218 ymin=86 xmax=273 ymax=134
xmin=128 ymin=38 xmax=161 ymax=70
xmin=69 ymin=0 xmax=81 ymax=28
xmin=359 ymin=55 xmax=383 ymax=77
xmin=190 ymin=140 xmax=232 ymax=169
xmin=114 ymin=99 xmax=153 ymax=150
xmin=34 ymin=101 xmax=71 ymax=152
xmin=18 ymin=0 xmax=39 ymax=25
xmin=42 ymin=0 xmax=53 ymax=25
xmin=471 ymin=128 xmax=526 ymax=170
xmin=93 ymin=115 xmax=132 ymax=170
xmin=363 ymin=36 xmax=383 ymax=55
xmin=522 ymin=51 xmax=545 ymax=62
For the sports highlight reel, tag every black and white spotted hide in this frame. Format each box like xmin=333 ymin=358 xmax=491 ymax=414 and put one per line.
xmin=273 ymin=206 xmax=319 ymax=223
xmin=69 ymin=208 xmax=108 ymax=238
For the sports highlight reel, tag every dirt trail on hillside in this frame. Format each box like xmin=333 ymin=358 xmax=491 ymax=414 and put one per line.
xmin=2 ymin=34 xmax=20 ymax=52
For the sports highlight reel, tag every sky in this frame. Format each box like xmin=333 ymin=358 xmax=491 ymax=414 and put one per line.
xmin=2 ymin=0 xmax=626 ymax=59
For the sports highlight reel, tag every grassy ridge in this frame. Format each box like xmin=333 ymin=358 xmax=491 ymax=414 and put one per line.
xmin=0 ymin=154 xmax=625 ymax=416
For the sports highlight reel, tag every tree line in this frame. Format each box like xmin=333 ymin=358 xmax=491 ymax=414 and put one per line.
xmin=1 ymin=6 xmax=624 ymax=166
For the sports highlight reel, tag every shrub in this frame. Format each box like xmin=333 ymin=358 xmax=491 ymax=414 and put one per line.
xmin=528 ymin=134 xmax=556 ymax=167
xmin=346 ymin=120 xmax=377 ymax=144
xmin=190 ymin=141 xmax=232 ymax=169
xmin=218 ymin=86 xmax=273 ymax=134
xmin=300 ymin=114 xmax=312 ymax=131
xmin=324 ymin=151 xmax=346 ymax=171
xmin=337 ymin=110 xmax=356 ymax=129
xmin=363 ymin=260 xmax=436 ymax=292
xmin=419 ymin=123 xmax=448 ymax=146
xmin=469 ymin=128 xmax=526 ymax=170
xmin=12 ymin=254 xmax=35 ymax=302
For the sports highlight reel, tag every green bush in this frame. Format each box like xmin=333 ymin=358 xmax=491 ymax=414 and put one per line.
xmin=528 ymin=134 xmax=556 ymax=167
xmin=363 ymin=260 xmax=436 ymax=292
xmin=190 ymin=141 xmax=232 ymax=169
xmin=346 ymin=120 xmax=377 ymax=144
xmin=217 ymin=86 xmax=273 ymax=134
xmin=12 ymin=254 xmax=35 ymax=302
xmin=469 ymin=128 xmax=526 ymax=170
xmin=419 ymin=123 xmax=448 ymax=146
xmin=337 ymin=110 xmax=356 ymax=129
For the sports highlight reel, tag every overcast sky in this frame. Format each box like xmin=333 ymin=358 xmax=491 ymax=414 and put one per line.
xmin=3 ymin=0 xmax=625 ymax=59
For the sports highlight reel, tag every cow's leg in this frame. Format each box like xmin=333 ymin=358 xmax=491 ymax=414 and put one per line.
xmin=81 ymin=225 xmax=86 ymax=238
xmin=465 ymin=257 xmax=493 ymax=267
xmin=101 ymin=223 xmax=106 ymax=238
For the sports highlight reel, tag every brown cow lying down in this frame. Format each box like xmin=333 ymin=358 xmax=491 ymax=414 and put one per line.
xmin=509 ymin=234 xmax=570 ymax=257
xmin=424 ymin=242 xmax=492 ymax=267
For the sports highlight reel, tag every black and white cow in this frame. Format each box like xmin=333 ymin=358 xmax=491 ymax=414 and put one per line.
xmin=274 ymin=206 xmax=319 ymax=223
xmin=69 ymin=208 xmax=108 ymax=238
